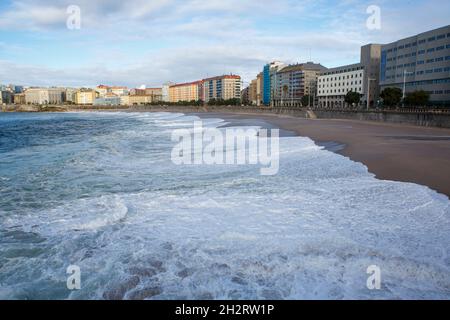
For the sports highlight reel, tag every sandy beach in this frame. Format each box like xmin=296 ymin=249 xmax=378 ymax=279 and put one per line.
xmin=192 ymin=111 xmax=450 ymax=198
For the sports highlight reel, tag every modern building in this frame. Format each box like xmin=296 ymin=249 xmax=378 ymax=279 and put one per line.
xmin=380 ymin=25 xmax=450 ymax=105
xmin=318 ymin=44 xmax=382 ymax=108
xmin=24 ymin=88 xmax=65 ymax=105
xmin=272 ymin=62 xmax=327 ymax=107
xmin=262 ymin=61 xmax=286 ymax=105
xmin=75 ymin=89 xmax=98 ymax=105
xmin=202 ymin=75 xmax=241 ymax=102
xmin=169 ymin=81 xmax=202 ymax=103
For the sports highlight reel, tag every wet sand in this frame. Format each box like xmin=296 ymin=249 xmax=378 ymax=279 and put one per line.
xmin=195 ymin=112 xmax=450 ymax=198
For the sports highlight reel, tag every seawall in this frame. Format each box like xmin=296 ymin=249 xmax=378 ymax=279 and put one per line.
xmin=3 ymin=104 xmax=450 ymax=128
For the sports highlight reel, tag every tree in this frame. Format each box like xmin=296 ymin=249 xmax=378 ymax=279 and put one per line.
xmin=404 ymin=90 xmax=430 ymax=107
xmin=344 ymin=91 xmax=361 ymax=106
xmin=301 ymin=95 xmax=310 ymax=107
xmin=380 ymin=87 xmax=402 ymax=107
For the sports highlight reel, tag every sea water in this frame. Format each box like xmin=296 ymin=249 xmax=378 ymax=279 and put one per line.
xmin=0 ymin=112 xmax=449 ymax=300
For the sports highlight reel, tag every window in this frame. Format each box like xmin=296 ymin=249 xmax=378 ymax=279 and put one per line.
xmin=446 ymin=56 xmax=450 ymax=60
xmin=398 ymin=45 xmax=405 ymax=50
xmin=434 ymin=68 xmax=443 ymax=73
xmin=428 ymin=36 xmax=436 ymax=42
xmin=418 ymin=39 xmax=426 ymax=44
xmin=417 ymin=60 xmax=425 ymax=65
xmin=437 ymin=34 xmax=446 ymax=40
xmin=426 ymin=59 xmax=434 ymax=63
xmin=426 ymin=69 xmax=433 ymax=74
xmin=418 ymin=50 xmax=425 ymax=54
xmin=435 ymin=57 xmax=444 ymax=62
xmin=427 ymin=48 xmax=435 ymax=53
xmin=447 ymin=44 xmax=450 ymax=49
xmin=436 ymin=45 xmax=445 ymax=51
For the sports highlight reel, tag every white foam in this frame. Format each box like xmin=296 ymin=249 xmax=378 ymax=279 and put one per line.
xmin=0 ymin=112 xmax=449 ymax=300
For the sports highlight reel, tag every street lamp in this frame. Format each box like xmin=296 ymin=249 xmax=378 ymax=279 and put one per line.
xmin=367 ymin=78 xmax=376 ymax=110
xmin=402 ymin=69 xmax=414 ymax=107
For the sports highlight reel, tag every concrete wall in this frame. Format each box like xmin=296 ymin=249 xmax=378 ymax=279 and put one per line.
xmin=3 ymin=104 xmax=450 ymax=128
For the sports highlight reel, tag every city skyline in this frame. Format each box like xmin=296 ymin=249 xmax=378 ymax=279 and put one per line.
xmin=0 ymin=0 xmax=450 ymax=87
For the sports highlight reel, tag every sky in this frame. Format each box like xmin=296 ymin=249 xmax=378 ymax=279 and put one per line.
xmin=0 ymin=0 xmax=449 ymax=88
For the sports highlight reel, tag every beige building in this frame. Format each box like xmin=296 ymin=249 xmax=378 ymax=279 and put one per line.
xmin=203 ymin=75 xmax=241 ymax=102
xmin=169 ymin=81 xmax=202 ymax=103
xmin=75 ymin=89 xmax=98 ymax=105
xmin=144 ymin=88 xmax=162 ymax=102
xmin=25 ymin=88 xmax=64 ymax=105
xmin=111 ymin=86 xmax=128 ymax=96
xmin=121 ymin=95 xmax=153 ymax=105
xmin=14 ymin=93 xmax=26 ymax=104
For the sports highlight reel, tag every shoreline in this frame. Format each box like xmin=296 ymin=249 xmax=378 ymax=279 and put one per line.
xmin=3 ymin=108 xmax=450 ymax=198
xmin=190 ymin=111 xmax=450 ymax=199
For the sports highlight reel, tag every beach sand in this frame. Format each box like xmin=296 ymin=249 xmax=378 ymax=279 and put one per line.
xmin=193 ymin=112 xmax=450 ymax=198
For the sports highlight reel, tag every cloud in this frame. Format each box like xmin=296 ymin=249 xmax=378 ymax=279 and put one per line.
xmin=0 ymin=0 xmax=449 ymax=87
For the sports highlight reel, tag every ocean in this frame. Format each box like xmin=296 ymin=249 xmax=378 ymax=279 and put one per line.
xmin=0 ymin=112 xmax=449 ymax=299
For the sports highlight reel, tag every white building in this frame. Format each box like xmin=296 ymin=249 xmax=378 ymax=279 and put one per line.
xmin=317 ymin=64 xmax=365 ymax=108
xmin=25 ymin=88 xmax=64 ymax=105
xmin=162 ymin=82 xmax=174 ymax=102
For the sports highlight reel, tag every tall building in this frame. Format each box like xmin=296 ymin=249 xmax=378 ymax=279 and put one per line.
xmin=262 ymin=61 xmax=286 ymax=105
xmin=169 ymin=81 xmax=202 ymax=103
xmin=272 ymin=62 xmax=327 ymax=107
xmin=318 ymin=44 xmax=382 ymax=108
xmin=379 ymin=25 xmax=450 ymax=105
xmin=203 ymin=75 xmax=241 ymax=102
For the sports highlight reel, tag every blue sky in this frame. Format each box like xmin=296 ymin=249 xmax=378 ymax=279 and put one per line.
xmin=0 ymin=0 xmax=449 ymax=87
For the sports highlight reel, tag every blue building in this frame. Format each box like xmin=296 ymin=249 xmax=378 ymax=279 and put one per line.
xmin=262 ymin=61 xmax=286 ymax=106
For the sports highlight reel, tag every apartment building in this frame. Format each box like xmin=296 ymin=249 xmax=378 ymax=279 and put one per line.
xmin=262 ymin=61 xmax=286 ymax=105
xmin=25 ymin=88 xmax=65 ymax=105
xmin=203 ymin=75 xmax=241 ymax=102
xmin=380 ymin=25 xmax=450 ymax=105
xmin=75 ymin=89 xmax=98 ymax=105
xmin=14 ymin=93 xmax=26 ymax=104
xmin=271 ymin=62 xmax=327 ymax=107
xmin=111 ymin=86 xmax=128 ymax=96
xmin=144 ymin=88 xmax=163 ymax=102
xmin=248 ymin=72 xmax=263 ymax=106
xmin=1 ymin=90 xmax=13 ymax=104
xmin=318 ymin=44 xmax=382 ymax=108
xmin=169 ymin=81 xmax=202 ymax=103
